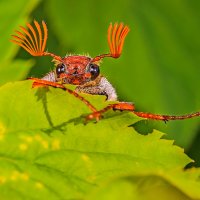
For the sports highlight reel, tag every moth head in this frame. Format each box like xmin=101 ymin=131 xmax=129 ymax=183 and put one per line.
xmin=11 ymin=21 xmax=129 ymax=85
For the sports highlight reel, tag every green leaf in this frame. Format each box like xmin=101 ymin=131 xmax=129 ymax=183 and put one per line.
xmin=0 ymin=81 xmax=197 ymax=199
xmin=87 ymin=169 xmax=200 ymax=200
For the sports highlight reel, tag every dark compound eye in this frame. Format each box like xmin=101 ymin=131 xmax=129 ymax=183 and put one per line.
xmin=89 ymin=63 xmax=100 ymax=80
xmin=56 ymin=63 xmax=65 ymax=75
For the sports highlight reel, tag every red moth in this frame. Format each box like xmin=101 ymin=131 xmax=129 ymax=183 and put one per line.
xmin=11 ymin=20 xmax=200 ymax=122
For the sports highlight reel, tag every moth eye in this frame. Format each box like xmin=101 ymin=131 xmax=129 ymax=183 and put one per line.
xmin=89 ymin=63 xmax=100 ymax=80
xmin=56 ymin=63 xmax=65 ymax=75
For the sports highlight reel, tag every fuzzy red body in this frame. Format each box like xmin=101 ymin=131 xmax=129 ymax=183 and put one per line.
xmin=60 ymin=56 xmax=92 ymax=85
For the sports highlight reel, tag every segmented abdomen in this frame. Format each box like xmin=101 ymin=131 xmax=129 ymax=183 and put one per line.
xmin=41 ymin=71 xmax=56 ymax=82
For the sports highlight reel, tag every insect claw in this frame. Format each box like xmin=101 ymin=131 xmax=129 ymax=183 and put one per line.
xmin=85 ymin=112 xmax=103 ymax=122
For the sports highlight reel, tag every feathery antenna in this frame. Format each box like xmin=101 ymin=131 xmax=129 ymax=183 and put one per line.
xmin=92 ymin=22 xmax=130 ymax=62
xmin=11 ymin=20 xmax=62 ymax=61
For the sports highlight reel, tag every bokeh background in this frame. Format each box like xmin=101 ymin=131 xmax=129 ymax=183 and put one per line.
xmin=1 ymin=0 xmax=200 ymax=165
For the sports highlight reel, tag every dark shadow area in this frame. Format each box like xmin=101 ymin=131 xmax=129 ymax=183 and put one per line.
xmin=41 ymin=111 xmax=132 ymax=135
xmin=131 ymin=120 xmax=155 ymax=135
xmin=184 ymin=162 xmax=196 ymax=169
xmin=35 ymin=87 xmax=54 ymax=128
xmin=41 ymin=115 xmax=85 ymax=135
xmin=34 ymin=86 xmax=81 ymax=135
xmin=186 ymin=126 xmax=200 ymax=167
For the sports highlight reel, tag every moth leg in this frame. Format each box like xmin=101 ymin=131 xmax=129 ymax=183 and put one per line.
xmin=85 ymin=102 xmax=135 ymax=121
xmin=31 ymin=81 xmax=48 ymax=88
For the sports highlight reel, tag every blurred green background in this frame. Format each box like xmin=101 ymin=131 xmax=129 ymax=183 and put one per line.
xmin=1 ymin=0 xmax=200 ymax=164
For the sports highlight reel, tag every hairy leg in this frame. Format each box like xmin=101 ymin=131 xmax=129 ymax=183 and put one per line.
xmin=86 ymin=102 xmax=135 ymax=121
xmin=86 ymin=102 xmax=200 ymax=122
xmin=134 ymin=111 xmax=200 ymax=122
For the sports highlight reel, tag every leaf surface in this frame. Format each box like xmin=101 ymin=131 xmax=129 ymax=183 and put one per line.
xmin=87 ymin=169 xmax=200 ymax=200
xmin=0 ymin=81 xmax=196 ymax=199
